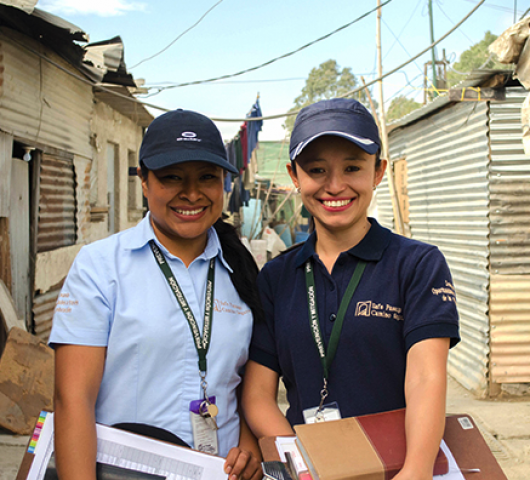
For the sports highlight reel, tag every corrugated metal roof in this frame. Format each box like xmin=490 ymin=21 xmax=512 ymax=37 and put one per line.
xmin=388 ymin=69 xmax=514 ymax=129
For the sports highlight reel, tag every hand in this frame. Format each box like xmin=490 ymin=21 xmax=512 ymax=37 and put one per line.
xmin=224 ymin=447 xmax=262 ymax=480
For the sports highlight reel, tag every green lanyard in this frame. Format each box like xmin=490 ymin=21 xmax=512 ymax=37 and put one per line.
xmin=149 ymin=240 xmax=215 ymax=374
xmin=305 ymin=258 xmax=366 ymax=404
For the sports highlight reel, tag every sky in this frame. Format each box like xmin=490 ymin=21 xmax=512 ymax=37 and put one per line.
xmin=36 ymin=0 xmax=528 ymax=141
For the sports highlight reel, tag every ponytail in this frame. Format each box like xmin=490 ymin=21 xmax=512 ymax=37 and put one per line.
xmin=213 ymin=219 xmax=264 ymax=324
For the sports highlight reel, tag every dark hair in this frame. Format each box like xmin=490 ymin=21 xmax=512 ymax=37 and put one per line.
xmin=213 ymin=219 xmax=264 ymax=324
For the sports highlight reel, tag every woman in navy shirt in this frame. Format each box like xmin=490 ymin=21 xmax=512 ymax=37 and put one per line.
xmin=242 ymin=99 xmax=459 ymax=480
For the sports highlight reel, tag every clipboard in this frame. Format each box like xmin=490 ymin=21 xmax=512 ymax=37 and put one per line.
xmin=259 ymin=414 xmax=508 ymax=480
xmin=16 ymin=412 xmax=227 ymax=480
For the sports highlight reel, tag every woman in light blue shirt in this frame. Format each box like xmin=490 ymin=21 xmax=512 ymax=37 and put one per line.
xmin=50 ymin=109 xmax=262 ymax=480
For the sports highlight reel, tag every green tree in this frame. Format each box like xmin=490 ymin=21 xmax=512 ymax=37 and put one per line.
xmin=386 ymin=95 xmax=422 ymax=122
xmin=446 ymin=31 xmax=507 ymax=88
xmin=284 ymin=59 xmax=373 ymax=133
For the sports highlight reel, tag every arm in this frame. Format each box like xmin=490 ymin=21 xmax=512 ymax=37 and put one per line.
xmin=241 ymin=360 xmax=294 ymax=438
xmin=224 ymin=409 xmax=262 ymax=480
xmin=394 ymin=337 xmax=450 ymax=480
xmin=54 ymin=344 xmax=106 ymax=480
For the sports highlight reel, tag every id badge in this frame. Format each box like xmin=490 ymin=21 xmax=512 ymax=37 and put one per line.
xmin=189 ymin=396 xmax=218 ymax=455
xmin=303 ymin=401 xmax=341 ymax=424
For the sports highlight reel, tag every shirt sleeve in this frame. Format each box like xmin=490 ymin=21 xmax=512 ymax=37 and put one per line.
xmin=48 ymin=245 xmax=113 ymax=348
xmin=248 ymin=264 xmax=282 ymax=374
xmin=402 ymin=246 xmax=460 ymax=351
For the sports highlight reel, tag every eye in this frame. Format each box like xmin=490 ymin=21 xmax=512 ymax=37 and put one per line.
xmin=308 ymin=167 xmax=325 ymax=174
xmin=345 ymin=165 xmax=360 ymax=172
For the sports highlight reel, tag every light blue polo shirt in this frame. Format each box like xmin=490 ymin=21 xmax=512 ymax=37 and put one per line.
xmin=49 ymin=214 xmax=253 ymax=457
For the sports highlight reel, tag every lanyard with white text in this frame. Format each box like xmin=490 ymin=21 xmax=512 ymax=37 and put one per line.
xmin=305 ymin=258 xmax=366 ymax=410
xmin=149 ymin=240 xmax=215 ymax=378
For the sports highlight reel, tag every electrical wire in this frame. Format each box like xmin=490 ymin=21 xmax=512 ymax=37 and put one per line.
xmin=142 ymin=0 xmax=394 ymax=93
xmin=435 ymin=0 xmax=474 ymax=44
xmin=4 ymin=0 xmax=486 ymax=123
xmin=382 ymin=17 xmax=424 ymax=77
xmin=383 ymin=0 xmax=422 ymax=60
xmin=129 ymin=0 xmax=225 ymax=69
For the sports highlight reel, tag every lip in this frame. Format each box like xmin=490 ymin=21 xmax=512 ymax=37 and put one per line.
xmin=319 ymin=198 xmax=355 ymax=212
xmin=170 ymin=205 xmax=208 ymax=220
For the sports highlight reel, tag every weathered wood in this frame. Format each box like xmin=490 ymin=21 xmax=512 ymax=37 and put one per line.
xmin=0 ymin=327 xmax=54 ymax=434
xmin=0 ymin=133 xmax=13 ymax=217
xmin=0 ymin=217 xmax=11 ymax=292
xmin=448 ymin=87 xmax=506 ymax=102
xmin=10 ymin=159 xmax=30 ymax=325
xmin=0 ymin=279 xmax=25 ymax=332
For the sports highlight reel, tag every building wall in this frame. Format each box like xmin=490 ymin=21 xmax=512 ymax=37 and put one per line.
xmin=0 ymin=29 xmax=146 ymax=340
xmin=488 ymin=88 xmax=530 ymax=386
xmin=385 ymin=101 xmax=492 ymax=394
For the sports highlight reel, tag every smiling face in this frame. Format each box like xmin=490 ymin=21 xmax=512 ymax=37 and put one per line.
xmin=288 ymin=135 xmax=386 ymax=242
xmin=139 ymin=161 xmax=225 ymax=259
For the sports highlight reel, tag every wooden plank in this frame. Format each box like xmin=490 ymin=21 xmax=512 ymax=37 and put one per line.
xmin=448 ymin=87 xmax=506 ymax=102
xmin=0 ymin=133 xmax=13 ymax=217
xmin=0 ymin=217 xmax=11 ymax=292
xmin=10 ymin=159 xmax=30 ymax=324
xmin=0 ymin=278 xmax=25 ymax=332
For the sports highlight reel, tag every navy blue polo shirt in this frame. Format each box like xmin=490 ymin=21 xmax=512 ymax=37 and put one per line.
xmin=250 ymin=218 xmax=460 ymax=427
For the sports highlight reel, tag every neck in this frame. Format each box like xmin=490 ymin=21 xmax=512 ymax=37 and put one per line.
xmin=150 ymin=217 xmax=208 ymax=267
xmin=314 ymin=218 xmax=371 ymax=273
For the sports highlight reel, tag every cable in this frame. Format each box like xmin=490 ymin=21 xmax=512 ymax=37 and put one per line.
xmin=144 ymin=0 xmax=394 ymax=92
xmin=383 ymin=0 xmax=422 ymax=60
xmin=435 ymin=0 xmax=474 ymax=44
xmin=129 ymin=0 xmax=225 ymax=69
xmin=4 ymin=0 xmax=485 ymax=123
xmin=382 ymin=18 xmax=424 ymax=76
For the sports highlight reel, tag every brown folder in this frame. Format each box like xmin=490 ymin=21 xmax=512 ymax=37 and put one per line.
xmin=293 ymin=409 xmax=447 ymax=480
xmin=259 ymin=413 xmax=508 ymax=480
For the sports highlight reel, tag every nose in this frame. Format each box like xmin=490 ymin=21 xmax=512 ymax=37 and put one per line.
xmin=325 ymin=170 xmax=346 ymax=195
xmin=178 ymin=178 xmax=202 ymax=202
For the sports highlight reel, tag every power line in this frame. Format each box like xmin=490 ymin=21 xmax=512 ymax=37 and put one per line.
xmin=435 ymin=0 xmax=474 ymax=44
xmin=6 ymin=0 xmax=486 ymax=123
xmin=129 ymin=0 xmax=225 ymax=69
xmin=143 ymin=0 xmax=394 ymax=93
xmin=383 ymin=0 xmax=422 ymax=60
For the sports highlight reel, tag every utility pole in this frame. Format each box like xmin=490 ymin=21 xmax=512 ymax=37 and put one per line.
xmin=376 ymin=0 xmax=404 ymax=235
xmin=428 ymin=0 xmax=438 ymax=96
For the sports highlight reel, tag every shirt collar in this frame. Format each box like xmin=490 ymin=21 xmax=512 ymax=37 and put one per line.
xmin=294 ymin=217 xmax=391 ymax=268
xmin=123 ymin=213 xmax=232 ymax=272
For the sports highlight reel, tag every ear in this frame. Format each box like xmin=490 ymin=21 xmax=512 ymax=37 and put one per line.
xmin=287 ymin=163 xmax=299 ymax=190
xmin=138 ymin=166 xmax=149 ymax=197
xmin=375 ymin=159 xmax=388 ymax=187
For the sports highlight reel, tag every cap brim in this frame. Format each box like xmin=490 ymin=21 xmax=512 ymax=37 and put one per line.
xmin=290 ymin=131 xmax=379 ymax=160
xmin=142 ymin=149 xmax=238 ymax=175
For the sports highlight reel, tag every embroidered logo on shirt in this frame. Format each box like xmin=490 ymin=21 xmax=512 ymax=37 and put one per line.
xmin=432 ymin=281 xmax=457 ymax=302
xmin=355 ymin=301 xmax=404 ymax=321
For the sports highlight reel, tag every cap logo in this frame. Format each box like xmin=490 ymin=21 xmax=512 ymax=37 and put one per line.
xmin=177 ymin=131 xmax=202 ymax=143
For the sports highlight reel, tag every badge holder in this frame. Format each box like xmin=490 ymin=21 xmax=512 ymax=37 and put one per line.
xmin=302 ymin=379 xmax=342 ymax=424
xmin=189 ymin=373 xmax=219 ymax=455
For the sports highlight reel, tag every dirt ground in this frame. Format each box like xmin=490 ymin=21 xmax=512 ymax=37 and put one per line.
xmin=2 ymin=375 xmax=529 ymax=480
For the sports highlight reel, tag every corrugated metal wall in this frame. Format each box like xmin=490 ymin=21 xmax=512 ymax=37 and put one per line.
xmin=488 ymin=88 xmax=530 ymax=384
xmin=386 ymin=101 xmax=491 ymax=393
xmin=0 ymin=32 xmax=92 ymax=158
xmin=37 ymin=153 xmax=77 ymax=252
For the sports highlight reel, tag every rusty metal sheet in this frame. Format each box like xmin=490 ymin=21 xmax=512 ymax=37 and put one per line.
xmin=490 ymin=274 xmax=530 ymax=384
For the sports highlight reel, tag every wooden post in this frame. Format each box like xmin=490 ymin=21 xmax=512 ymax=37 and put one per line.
xmin=376 ymin=0 xmax=405 ymax=235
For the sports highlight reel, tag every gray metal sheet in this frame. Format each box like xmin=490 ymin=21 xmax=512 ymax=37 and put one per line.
xmin=386 ymin=100 xmax=491 ymax=393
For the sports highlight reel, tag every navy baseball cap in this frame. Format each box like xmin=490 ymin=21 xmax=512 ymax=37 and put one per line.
xmin=140 ymin=109 xmax=238 ymax=175
xmin=289 ymin=98 xmax=381 ymax=160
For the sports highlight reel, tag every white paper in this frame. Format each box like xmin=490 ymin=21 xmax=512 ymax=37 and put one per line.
xmin=434 ymin=440 xmax=467 ymax=480
xmin=275 ymin=436 xmax=308 ymax=474
xmin=276 ymin=436 xmax=469 ymax=480
xmin=26 ymin=412 xmax=227 ymax=480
